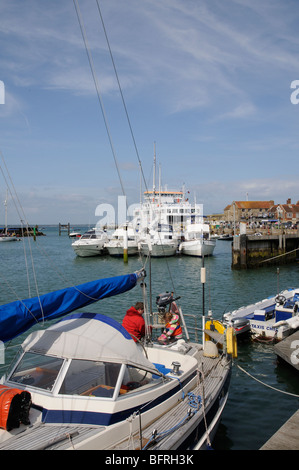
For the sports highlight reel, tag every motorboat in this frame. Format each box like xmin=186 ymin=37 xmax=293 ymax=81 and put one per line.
xmin=179 ymin=223 xmax=216 ymax=257
xmin=69 ymin=231 xmax=81 ymax=239
xmin=0 ymin=271 xmax=233 ymax=450
xmin=138 ymin=224 xmax=178 ymax=258
xmin=72 ymin=228 xmax=108 ymax=257
xmin=0 ymin=234 xmax=18 ymax=242
xmin=223 ymin=288 xmax=299 ymax=341
xmin=105 ymin=224 xmax=138 ymax=257
xmin=218 ymin=234 xmax=233 ymax=241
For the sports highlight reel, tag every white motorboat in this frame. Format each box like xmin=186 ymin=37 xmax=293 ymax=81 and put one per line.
xmin=105 ymin=224 xmax=138 ymax=257
xmin=179 ymin=223 xmax=216 ymax=257
xmin=72 ymin=228 xmax=108 ymax=257
xmin=0 ymin=234 xmax=18 ymax=242
xmin=138 ymin=224 xmax=178 ymax=258
xmin=0 ymin=271 xmax=233 ymax=450
xmin=223 ymin=288 xmax=299 ymax=341
xmin=69 ymin=231 xmax=81 ymax=239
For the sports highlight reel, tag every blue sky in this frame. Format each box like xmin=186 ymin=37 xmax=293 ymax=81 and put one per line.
xmin=0 ymin=0 xmax=298 ymax=225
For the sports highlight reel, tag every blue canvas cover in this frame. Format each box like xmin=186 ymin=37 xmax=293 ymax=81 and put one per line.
xmin=0 ymin=272 xmax=139 ymax=343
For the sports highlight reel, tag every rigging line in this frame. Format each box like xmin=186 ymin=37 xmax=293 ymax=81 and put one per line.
xmin=1 ymin=154 xmax=103 ymax=292
xmin=0 ymin=156 xmax=41 ymax=303
xmin=0 ymin=155 xmax=44 ymax=320
xmin=259 ymin=247 xmax=299 ymax=264
xmin=237 ymin=364 xmax=299 ymax=398
xmin=73 ymin=0 xmax=127 ymax=201
xmin=0 ymin=157 xmax=31 ymax=295
xmin=95 ymin=0 xmax=148 ymax=193
xmin=0 ymin=271 xmax=41 ymax=324
xmin=75 ymin=2 xmax=177 ymax=296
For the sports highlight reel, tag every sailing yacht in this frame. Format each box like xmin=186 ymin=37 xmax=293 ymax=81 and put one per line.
xmin=0 ymin=3 xmax=233 ymax=450
xmin=0 ymin=270 xmax=233 ymax=450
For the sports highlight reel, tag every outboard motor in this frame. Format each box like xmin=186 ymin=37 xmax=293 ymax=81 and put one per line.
xmin=156 ymin=292 xmax=173 ymax=313
xmin=156 ymin=292 xmax=181 ymax=313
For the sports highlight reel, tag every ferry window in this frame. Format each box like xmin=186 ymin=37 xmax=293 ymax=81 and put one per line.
xmin=58 ymin=360 xmax=121 ymax=398
xmin=9 ymin=352 xmax=64 ymax=391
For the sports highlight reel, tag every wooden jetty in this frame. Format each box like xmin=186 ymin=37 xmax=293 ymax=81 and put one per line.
xmin=260 ymin=332 xmax=299 ymax=450
xmin=232 ymin=231 xmax=299 ymax=269
xmin=58 ymin=223 xmax=70 ymax=236
xmin=274 ymin=330 xmax=299 ymax=371
xmin=260 ymin=409 xmax=299 ymax=450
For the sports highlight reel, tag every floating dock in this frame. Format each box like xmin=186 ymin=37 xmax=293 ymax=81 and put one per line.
xmin=260 ymin=409 xmax=299 ymax=450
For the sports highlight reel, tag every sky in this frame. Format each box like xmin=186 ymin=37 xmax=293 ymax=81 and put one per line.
xmin=0 ymin=0 xmax=299 ymax=226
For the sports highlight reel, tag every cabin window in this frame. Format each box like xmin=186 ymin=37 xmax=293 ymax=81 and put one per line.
xmin=119 ymin=365 xmax=164 ymax=395
xmin=9 ymin=352 xmax=64 ymax=391
xmin=58 ymin=360 xmax=121 ymax=398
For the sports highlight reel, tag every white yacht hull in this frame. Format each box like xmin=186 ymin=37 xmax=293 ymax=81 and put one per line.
xmin=106 ymin=242 xmax=138 ymax=257
xmin=139 ymin=242 xmax=177 ymax=257
xmin=72 ymin=243 xmax=106 ymax=257
xmin=0 ymin=236 xmax=18 ymax=242
xmin=180 ymin=239 xmax=216 ymax=257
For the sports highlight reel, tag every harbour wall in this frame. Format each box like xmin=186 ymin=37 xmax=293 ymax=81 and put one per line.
xmin=231 ymin=232 xmax=299 ymax=269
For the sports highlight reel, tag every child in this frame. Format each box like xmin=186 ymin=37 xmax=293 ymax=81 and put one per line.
xmin=158 ymin=311 xmax=183 ymax=342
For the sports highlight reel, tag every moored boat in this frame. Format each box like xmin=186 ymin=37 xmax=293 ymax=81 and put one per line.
xmin=0 ymin=234 xmax=18 ymax=242
xmin=179 ymin=223 xmax=216 ymax=257
xmin=105 ymin=224 xmax=139 ymax=257
xmin=138 ymin=223 xmax=178 ymax=258
xmin=0 ymin=271 xmax=233 ymax=450
xmin=223 ymin=288 xmax=299 ymax=341
xmin=72 ymin=228 xmax=108 ymax=257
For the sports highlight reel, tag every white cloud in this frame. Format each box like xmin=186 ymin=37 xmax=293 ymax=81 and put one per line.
xmin=0 ymin=1 xmax=298 ymax=224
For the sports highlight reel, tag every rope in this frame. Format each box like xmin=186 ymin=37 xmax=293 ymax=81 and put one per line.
xmin=237 ymin=364 xmax=299 ymax=398
xmin=0 ymin=152 xmax=45 ymax=323
xmin=73 ymin=0 xmax=127 ymax=200
xmin=198 ymin=363 xmax=212 ymax=448
xmin=259 ymin=247 xmax=299 ymax=264
xmin=95 ymin=0 xmax=148 ymax=194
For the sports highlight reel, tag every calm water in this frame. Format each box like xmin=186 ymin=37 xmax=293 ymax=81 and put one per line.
xmin=1 ymin=226 xmax=299 ymax=450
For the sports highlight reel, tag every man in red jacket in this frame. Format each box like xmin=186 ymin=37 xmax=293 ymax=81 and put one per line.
xmin=122 ymin=302 xmax=145 ymax=342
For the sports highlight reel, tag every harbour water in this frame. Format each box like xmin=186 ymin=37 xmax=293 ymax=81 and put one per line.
xmin=0 ymin=226 xmax=298 ymax=450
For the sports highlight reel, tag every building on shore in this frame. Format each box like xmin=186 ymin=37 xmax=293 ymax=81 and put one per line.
xmin=223 ymin=200 xmax=274 ymax=223
xmin=268 ymin=199 xmax=299 ymax=224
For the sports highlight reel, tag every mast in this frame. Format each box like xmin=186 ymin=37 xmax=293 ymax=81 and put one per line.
xmin=4 ymin=190 xmax=8 ymax=235
xmin=153 ymin=142 xmax=156 ymax=198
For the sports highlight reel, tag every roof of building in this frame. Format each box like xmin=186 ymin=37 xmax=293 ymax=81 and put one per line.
xmin=270 ymin=203 xmax=299 ymax=213
xmin=224 ymin=201 xmax=274 ymax=211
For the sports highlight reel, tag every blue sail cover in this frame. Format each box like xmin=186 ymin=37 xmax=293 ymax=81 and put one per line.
xmin=0 ymin=272 xmax=139 ymax=343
